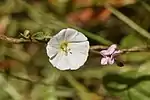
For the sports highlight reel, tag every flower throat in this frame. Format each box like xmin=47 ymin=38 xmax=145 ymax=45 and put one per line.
xmin=60 ymin=41 xmax=71 ymax=55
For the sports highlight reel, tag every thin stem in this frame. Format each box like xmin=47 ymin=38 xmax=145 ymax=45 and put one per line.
xmin=0 ymin=35 xmax=149 ymax=55
xmin=141 ymin=1 xmax=150 ymax=13
xmin=90 ymin=45 xmax=150 ymax=55
xmin=106 ymin=5 xmax=150 ymax=39
xmin=64 ymin=72 xmax=88 ymax=92
xmin=0 ymin=35 xmax=38 ymax=43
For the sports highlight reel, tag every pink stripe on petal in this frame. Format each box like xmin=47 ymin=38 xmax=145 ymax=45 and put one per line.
xmin=101 ymin=57 xmax=109 ymax=65
xmin=108 ymin=57 xmax=115 ymax=65
xmin=112 ymin=50 xmax=121 ymax=57
xmin=100 ymin=50 xmax=108 ymax=56
xmin=107 ymin=44 xmax=117 ymax=55
xmin=114 ymin=50 xmax=121 ymax=54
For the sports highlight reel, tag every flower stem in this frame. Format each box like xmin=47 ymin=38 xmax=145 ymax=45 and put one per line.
xmin=106 ymin=5 xmax=150 ymax=39
xmin=90 ymin=45 xmax=150 ymax=55
xmin=0 ymin=35 xmax=38 ymax=43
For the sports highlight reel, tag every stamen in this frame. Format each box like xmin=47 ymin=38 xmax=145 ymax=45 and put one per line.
xmin=60 ymin=41 xmax=72 ymax=55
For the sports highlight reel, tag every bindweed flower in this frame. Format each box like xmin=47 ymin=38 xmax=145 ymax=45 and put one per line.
xmin=100 ymin=44 xmax=121 ymax=65
xmin=46 ymin=28 xmax=89 ymax=70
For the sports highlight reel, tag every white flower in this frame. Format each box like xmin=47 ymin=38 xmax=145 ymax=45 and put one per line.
xmin=46 ymin=28 xmax=89 ymax=70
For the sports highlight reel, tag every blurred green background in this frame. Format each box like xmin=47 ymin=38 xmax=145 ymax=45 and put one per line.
xmin=1 ymin=0 xmax=150 ymax=100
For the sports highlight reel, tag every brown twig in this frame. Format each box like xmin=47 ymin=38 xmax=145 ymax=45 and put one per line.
xmin=0 ymin=35 xmax=38 ymax=43
xmin=90 ymin=45 xmax=150 ymax=55
xmin=0 ymin=35 xmax=150 ymax=55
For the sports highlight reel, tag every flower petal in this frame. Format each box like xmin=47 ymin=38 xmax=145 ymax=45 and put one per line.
xmin=114 ymin=50 xmax=121 ymax=54
xmin=101 ymin=57 xmax=109 ymax=65
xmin=46 ymin=45 xmax=58 ymax=59
xmin=49 ymin=52 xmax=71 ymax=70
xmin=55 ymin=54 xmax=71 ymax=70
xmin=53 ymin=29 xmax=66 ymax=42
xmin=64 ymin=28 xmax=78 ymax=40
xmin=100 ymin=50 xmax=109 ymax=56
xmin=59 ymin=41 xmax=89 ymax=70
xmin=67 ymin=48 xmax=89 ymax=70
xmin=65 ymin=29 xmax=87 ymax=42
xmin=106 ymin=44 xmax=117 ymax=55
xmin=47 ymin=36 xmax=60 ymax=48
xmin=49 ymin=52 xmax=63 ymax=68
xmin=108 ymin=57 xmax=115 ymax=65
xmin=69 ymin=41 xmax=89 ymax=55
xmin=112 ymin=50 xmax=121 ymax=57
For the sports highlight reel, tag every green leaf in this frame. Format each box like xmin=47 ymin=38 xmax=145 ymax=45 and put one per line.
xmin=7 ymin=20 xmax=18 ymax=37
xmin=107 ymin=6 xmax=150 ymax=39
xmin=31 ymin=68 xmax=60 ymax=100
xmin=120 ymin=33 xmax=150 ymax=63
xmin=32 ymin=32 xmax=51 ymax=41
xmin=121 ymin=52 xmax=150 ymax=62
xmin=31 ymin=85 xmax=58 ymax=100
xmin=120 ymin=34 xmax=145 ymax=48
xmin=49 ymin=0 xmax=71 ymax=15
xmin=0 ymin=74 xmax=23 ymax=100
xmin=0 ymin=90 xmax=10 ymax=100
xmin=103 ymin=61 xmax=150 ymax=100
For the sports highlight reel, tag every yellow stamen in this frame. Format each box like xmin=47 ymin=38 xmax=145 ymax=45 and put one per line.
xmin=60 ymin=41 xmax=69 ymax=54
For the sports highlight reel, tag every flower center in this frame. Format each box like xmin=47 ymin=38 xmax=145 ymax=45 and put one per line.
xmin=60 ymin=41 xmax=71 ymax=55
